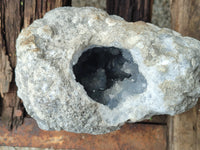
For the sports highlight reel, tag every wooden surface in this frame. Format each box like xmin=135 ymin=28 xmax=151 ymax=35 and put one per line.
xmin=0 ymin=118 xmax=167 ymax=150
xmin=170 ymin=0 xmax=200 ymax=40
xmin=0 ymin=0 xmax=71 ymax=130
xmin=169 ymin=0 xmax=200 ymax=149
xmin=168 ymin=101 xmax=200 ymax=150
xmin=0 ymin=0 xmax=24 ymax=130
xmin=106 ymin=0 xmax=153 ymax=22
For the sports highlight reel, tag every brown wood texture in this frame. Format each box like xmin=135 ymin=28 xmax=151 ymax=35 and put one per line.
xmin=0 ymin=0 xmax=13 ymax=96
xmin=0 ymin=0 xmax=71 ymax=130
xmin=106 ymin=0 xmax=153 ymax=22
xmin=168 ymin=0 xmax=200 ymax=150
xmin=142 ymin=115 xmax=167 ymax=124
xmin=170 ymin=0 xmax=200 ymax=40
xmin=168 ymin=101 xmax=200 ymax=150
xmin=0 ymin=118 xmax=167 ymax=150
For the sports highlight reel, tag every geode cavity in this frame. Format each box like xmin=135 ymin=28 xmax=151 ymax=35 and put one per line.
xmin=15 ymin=7 xmax=200 ymax=134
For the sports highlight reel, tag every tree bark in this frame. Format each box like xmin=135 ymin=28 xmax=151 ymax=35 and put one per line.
xmin=106 ymin=0 xmax=153 ymax=22
xmin=168 ymin=0 xmax=200 ymax=150
xmin=0 ymin=0 xmax=71 ymax=130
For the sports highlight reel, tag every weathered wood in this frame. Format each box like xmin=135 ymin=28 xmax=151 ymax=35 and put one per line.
xmin=0 ymin=50 xmax=12 ymax=96
xmin=197 ymin=101 xmax=200 ymax=150
xmin=0 ymin=0 xmax=71 ymax=130
xmin=0 ymin=0 xmax=22 ymax=130
xmin=168 ymin=101 xmax=200 ymax=150
xmin=0 ymin=95 xmax=2 ymax=116
xmin=170 ymin=0 xmax=200 ymax=39
xmin=0 ymin=0 xmax=13 ymax=96
xmin=106 ymin=0 xmax=153 ymax=22
xmin=168 ymin=1 xmax=200 ymax=149
xmin=23 ymin=0 xmax=72 ymax=28
xmin=0 ymin=118 xmax=167 ymax=150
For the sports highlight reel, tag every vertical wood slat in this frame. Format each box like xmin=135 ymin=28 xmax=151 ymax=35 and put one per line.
xmin=106 ymin=0 xmax=153 ymax=22
xmin=168 ymin=101 xmax=200 ymax=150
xmin=0 ymin=0 xmax=13 ymax=96
xmin=198 ymin=101 xmax=200 ymax=150
xmin=170 ymin=0 xmax=200 ymax=40
xmin=0 ymin=0 xmax=71 ymax=130
xmin=0 ymin=0 xmax=23 ymax=130
xmin=169 ymin=0 xmax=200 ymax=149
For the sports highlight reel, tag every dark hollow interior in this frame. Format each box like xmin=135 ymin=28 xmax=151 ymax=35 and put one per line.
xmin=73 ymin=47 xmax=131 ymax=105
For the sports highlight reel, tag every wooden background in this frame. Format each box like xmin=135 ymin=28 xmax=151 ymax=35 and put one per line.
xmin=0 ymin=0 xmax=199 ymax=149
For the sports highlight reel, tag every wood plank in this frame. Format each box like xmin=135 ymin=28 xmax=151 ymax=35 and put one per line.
xmin=168 ymin=0 xmax=200 ymax=149
xmin=0 ymin=0 xmax=13 ymax=96
xmin=0 ymin=0 xmax=22 ymax=130
xmin=106 ymin=0 xmax=153 ymax=22
xmin=0 ymin=118 xmax=167 ymax=150
xmin=170 ymin=0 xmax=200 ymax=39
xmin=197 ymin=101 xmax=200 ymax=150
xmin=168 ymin=101 xmax=200 ymax=150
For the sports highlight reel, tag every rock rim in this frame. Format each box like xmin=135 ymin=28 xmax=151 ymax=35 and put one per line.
xmin=16 ymin=7 xmax=200 ymax=134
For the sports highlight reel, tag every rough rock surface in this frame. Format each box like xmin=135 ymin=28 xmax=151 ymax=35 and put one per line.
xmin=15 ymin=7 xmax=200 ymax=134
xmin=152 ymin=0 xmax=171 ymax=28
xmin=72 ymin=0 xmax=106 ymax=10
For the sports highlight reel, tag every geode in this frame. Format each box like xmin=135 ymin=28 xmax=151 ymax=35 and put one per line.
xmin=15 ymin=7 xmax=200 ymax=134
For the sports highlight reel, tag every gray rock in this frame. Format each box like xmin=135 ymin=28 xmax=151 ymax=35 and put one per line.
xmin=15 ymin=7 xmax=200 ymax=134
xmin=152 ymin=0 xmax=171 ymax=28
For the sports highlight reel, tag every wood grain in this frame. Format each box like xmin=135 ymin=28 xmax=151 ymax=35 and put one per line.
xmin=170 ymin=0 xmax=200 ymax=39
xmin=0 ymin=0 xmax=22 ymax=130
xmin=0 ymin=0 xmax=71 ymax=130
xmin=106 ymin=0 xmax=153 ymax=22
xmin=168 ymin=101 xmax=200 ymax=150
xmin=0 ymin=0 xmax=13 ymax=96
xmin=169 ymin=0 xmax=200 ymax=149
xmin=197 ymin=101 xmax=200 ymax=150
xmin=0 ymin=118 xmax=167 ymax=150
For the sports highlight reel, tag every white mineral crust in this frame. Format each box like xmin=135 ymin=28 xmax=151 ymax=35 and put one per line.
xmin=15 ymin=7 xmax=200 ymax=134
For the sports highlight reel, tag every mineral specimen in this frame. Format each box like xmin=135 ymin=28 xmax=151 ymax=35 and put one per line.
xmin=15 ymin=7 xmax=200 ymax=134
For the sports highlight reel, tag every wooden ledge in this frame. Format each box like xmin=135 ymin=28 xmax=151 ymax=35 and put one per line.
xmin=0 ymin=118 xmax=167 ymax=150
